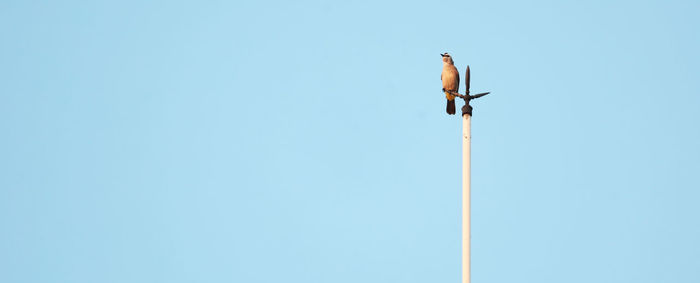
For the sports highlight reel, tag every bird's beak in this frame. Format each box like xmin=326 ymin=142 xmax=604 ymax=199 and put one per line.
xmin=440 ymin=53 xmax=446 ymax=57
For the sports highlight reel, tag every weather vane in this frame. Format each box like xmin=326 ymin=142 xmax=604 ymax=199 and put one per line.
xmin=440 ymin=52 xmax=490 ymax=283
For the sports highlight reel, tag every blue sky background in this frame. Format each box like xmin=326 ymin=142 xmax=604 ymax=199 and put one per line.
xmin=1 ymin=0 xmax=699 ymax=282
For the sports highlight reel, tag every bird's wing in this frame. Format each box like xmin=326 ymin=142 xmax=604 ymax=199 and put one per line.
xmin=456 ymin=69 xmax=460 ymax=92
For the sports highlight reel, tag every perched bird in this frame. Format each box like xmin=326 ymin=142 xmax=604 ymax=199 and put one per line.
xmin=441 ymin=53 xmax=460 ymax=115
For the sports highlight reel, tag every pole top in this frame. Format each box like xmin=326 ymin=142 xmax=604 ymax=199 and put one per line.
xmin=461 ymin=65 xmax=489 ymax=117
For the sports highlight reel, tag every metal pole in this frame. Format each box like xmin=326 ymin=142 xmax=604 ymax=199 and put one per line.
xmin=462 ymin=112 xmax=471 ymax=283
xmin=448 ymin=64 xmax=487 ymax=283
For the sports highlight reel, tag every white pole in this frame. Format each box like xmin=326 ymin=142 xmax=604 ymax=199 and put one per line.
xmin=462 ymin=113 xmax=471 ymax=283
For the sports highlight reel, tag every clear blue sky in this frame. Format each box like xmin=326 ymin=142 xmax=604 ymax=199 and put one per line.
xmin=1 ymin=1 xmax=699 ymax=282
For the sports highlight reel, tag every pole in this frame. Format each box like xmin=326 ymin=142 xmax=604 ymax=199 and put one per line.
xmin=448 ymin=64 xmax=488 ymax=283
xmin=462 ymin=112 xmax=471 ymax=283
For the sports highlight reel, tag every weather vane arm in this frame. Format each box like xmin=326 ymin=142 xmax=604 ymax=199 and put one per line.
xmin=444 ymin=90 xmax=490 ymax=100
xmin=469 ymin=92 xmax=490 ymax=99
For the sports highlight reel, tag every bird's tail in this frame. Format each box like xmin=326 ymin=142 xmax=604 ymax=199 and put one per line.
xmin=446 ymin=99 xmax=456 ymax=115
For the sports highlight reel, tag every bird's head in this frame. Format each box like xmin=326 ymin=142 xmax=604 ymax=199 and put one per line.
xmin=441 ymin=53 xmax=454 ymax=64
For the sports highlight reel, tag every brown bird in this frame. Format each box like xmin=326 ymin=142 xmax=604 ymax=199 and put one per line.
xmin=441 ymin=53 xmax=460 ymax=115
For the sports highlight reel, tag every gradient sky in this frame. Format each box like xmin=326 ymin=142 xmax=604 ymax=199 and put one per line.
xmin=1 ymin=1 xmax=699 ymax=282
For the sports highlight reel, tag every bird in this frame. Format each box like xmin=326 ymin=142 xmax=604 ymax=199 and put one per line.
xmin=441 ymin=53 xmax=460 ymax=115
